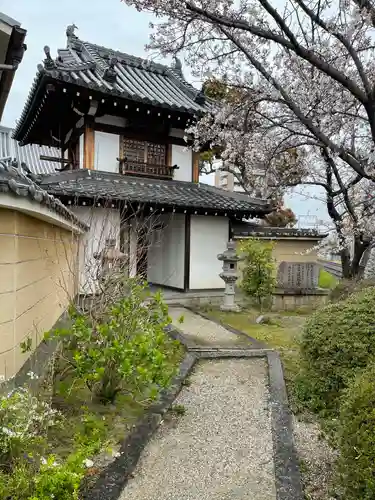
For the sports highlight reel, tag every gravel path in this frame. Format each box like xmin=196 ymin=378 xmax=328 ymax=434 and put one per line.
xmin=120 ymin=359 xmax=276 ymax=500
xmin=168 ymin=307 xmax=252 ymax=347
xmin=293 ymin=417 xmax=337 ymax=499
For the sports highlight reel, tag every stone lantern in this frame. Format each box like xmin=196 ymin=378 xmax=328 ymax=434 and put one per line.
xmin=217 ymin=240 xmax=243 ymax=312
xmin=94 ymin=239 xmax=127 ymax=284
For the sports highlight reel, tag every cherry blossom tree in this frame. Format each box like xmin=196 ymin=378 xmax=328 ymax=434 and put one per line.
xmin=122 ymin=0 xmax=375 ymax=278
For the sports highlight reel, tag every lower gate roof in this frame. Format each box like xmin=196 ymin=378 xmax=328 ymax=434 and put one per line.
xmin=36 ymin=169 xmax=273 ymax=217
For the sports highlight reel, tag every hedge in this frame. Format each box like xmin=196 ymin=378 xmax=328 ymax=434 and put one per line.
xmin=337 ymin=362 xmax=375 ymax=499
xmin=296 ymin=287 xmax=375 ymax=415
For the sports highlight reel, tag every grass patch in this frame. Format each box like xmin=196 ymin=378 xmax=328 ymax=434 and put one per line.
xmin=318 ymin=269 xmax=338 ymax=289
xmin=204 ymin=308 xmax=308 ymax=411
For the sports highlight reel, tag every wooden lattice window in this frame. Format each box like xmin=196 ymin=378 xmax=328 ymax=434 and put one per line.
xmin=147 ymin=142 xmax=166 ymax=165
xmin=121 ymin=138 xmax=167 ymax=165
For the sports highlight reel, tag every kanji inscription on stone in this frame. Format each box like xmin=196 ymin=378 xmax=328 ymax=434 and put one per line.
xmin=277 ymin=261 xmax=319 ymax=290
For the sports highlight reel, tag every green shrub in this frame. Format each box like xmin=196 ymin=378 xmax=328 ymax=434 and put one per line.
xmin=30 ymin=451 xmax=88 ymax=500
xmin=337 ymin=362 xmax=375 ymax=499
xmin=0 ymin=386 xmax=61 ymax=465
xmin=0 ymin=449 xmax=91 ymax=500
xmin=296 ymin=287 xmax=375 ymax=415
xmin=239 ymin=238 xmax=276 ymax=308
xmin=328 ymin=278 xmax=375 ymax=303
xmin=47 ymin=279 xmax=179 ymax=403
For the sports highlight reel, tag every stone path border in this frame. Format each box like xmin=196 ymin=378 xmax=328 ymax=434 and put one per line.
xmin=84 ymin=321 xmax=303 ymax=500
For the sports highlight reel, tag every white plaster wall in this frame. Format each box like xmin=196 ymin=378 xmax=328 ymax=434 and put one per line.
xmin=79 ymin=135 xmax=84 ymax=169
xmin=171 ymin=145 xmax=192 ymax=182
xmin=189 ymin=215 xmax=229 ymax=289
xmin=147 ymin=213 xmax=185 ymax=289
xmin=94 ymin=131 xmax=119 ymax=173
xmin=70 ymin=207 xmax=121 ymax=294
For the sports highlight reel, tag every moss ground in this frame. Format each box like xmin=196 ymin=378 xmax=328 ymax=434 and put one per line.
xmin=203 ymin=308 xmax=308 ymax=410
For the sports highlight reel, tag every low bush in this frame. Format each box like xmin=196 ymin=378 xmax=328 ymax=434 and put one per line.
xmin=48 ymin=280 xmax=179 ymax=403
xmin=0 ymin=280 xmax=182 ymax=499
xmin=296 ymin=287 xmax=375 ymax=415
xmin=0 ymin=386 xmax=61 ymax=465
xmin=0 ymin=448 xmax=92 ymax=500
xmin=337 ymin=362 xmax=375 ymax=500
xmin=328 ymin=278 xmax=375 ymax=303
xmin=239 ymin=238 xmax=276 ymax=308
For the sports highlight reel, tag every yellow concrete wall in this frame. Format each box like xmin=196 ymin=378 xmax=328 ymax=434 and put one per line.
xmin=236 ymin=237 xmax=321 ymax=280
xmin=271 ymin=239 xmax=319 ymax=264
xmin=0 ymin=208 xmax=79 ymax=380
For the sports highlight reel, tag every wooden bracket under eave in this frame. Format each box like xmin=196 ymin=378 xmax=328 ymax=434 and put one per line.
xmin=83 ymin=123 xmax=95 ymax=170
xmin=192 ymin=152 xmax=200 ymax=183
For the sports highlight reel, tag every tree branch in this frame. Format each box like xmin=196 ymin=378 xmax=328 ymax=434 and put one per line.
xmin=292 ymin=0 xmax=372 ymax=95
xmin=184 ymin=1 xmax=368 ymax=103
xmin=219 ymin=25 xmax=369 ymax=179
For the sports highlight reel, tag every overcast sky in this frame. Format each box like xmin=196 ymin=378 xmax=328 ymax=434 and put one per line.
xmin=1 ymin=0 xmax=328 ymax=225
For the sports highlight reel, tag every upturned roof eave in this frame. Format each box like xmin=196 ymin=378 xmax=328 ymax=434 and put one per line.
xmin=0 ymin=24 xmax=27 ymax=122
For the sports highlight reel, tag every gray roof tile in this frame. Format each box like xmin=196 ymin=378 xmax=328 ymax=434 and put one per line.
xmin=0 ymin=160 xmax=88 ymax=230
xmin=13 ymin=28 xmax=210 ymax=143
xmin=232 ymin=221 xmax=327 ymax=238
xmin=37 ymin=170 xmax=272 ymax=216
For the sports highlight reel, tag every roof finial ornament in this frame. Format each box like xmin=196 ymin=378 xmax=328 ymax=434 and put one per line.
xmin=103 ymin=57 xmax=117 ymax=83
xmin=66 ymin=24 xmax=78 ymax=41
xmin=66 ymin=24 xmax=83 ymax=52
xmin=43 ymin=46 xmax=56 ymax=70
xmin=172 ymin=55 xmax=184 ymax=77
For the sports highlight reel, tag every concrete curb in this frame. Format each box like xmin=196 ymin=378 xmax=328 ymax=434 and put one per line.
xmin=267 ymin=350 xmax=304 ymax=500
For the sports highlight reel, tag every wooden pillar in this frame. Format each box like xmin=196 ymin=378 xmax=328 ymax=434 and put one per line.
xmin=166 ymin=143 xmax=172 ymax=166
xmin=83 ymin=122 xmax=95 ymax=170
xmin=184 ymin=213 xmax=191 ymax=291
xmin=67 ymin=138 xmax=80 ymax=170
xmin=192 ymin=152 xmax=200 ymax=183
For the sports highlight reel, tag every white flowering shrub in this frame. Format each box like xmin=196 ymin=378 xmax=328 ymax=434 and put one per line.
xmin=0 ymin=386 xmax=62 ymax=463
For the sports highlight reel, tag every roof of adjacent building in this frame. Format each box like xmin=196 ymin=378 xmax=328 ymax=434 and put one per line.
xmin=0 ymin=125 xmax=59 ymax=174
xmin=232 ymin=221 xmax=328 ymax=239
xmin=36 ymin=169 xmax=272 ymax=216
xmin=13 ymin=25 xmax=210 ymax=144
xmin=0 ymin=160 xmax=88 ymax=230
xmin=0 ymin=12 xmax=27 ymax=121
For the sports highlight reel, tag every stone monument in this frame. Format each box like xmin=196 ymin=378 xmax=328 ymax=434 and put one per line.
xmin=217 ymin=240 xmax=243 ymax=312
xmin=277 ymin=261 xmax=319 ymax=290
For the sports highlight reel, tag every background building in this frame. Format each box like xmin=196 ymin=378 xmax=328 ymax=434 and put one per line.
xmin=214 ymin=168 xmax=266 ymax=197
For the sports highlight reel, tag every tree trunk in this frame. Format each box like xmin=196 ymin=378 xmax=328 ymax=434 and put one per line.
xmin=340 ymin=236 xmax=371 ymax=280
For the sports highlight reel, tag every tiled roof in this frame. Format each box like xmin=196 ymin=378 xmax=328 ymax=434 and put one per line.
xmin=0 ymin=160 xmax=88 ymax=230
xmin=13 ymin=26 xmax=210 ymax=143
xmin=37 ymin=170 xmax=272 ymax=216
xmin=0 ymin=13 xmax=27 ymax=121
xmin=232 ymin=221 xmax=327 ymax=239
xmin=0 ymin=125 xmax=59 ymax=174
